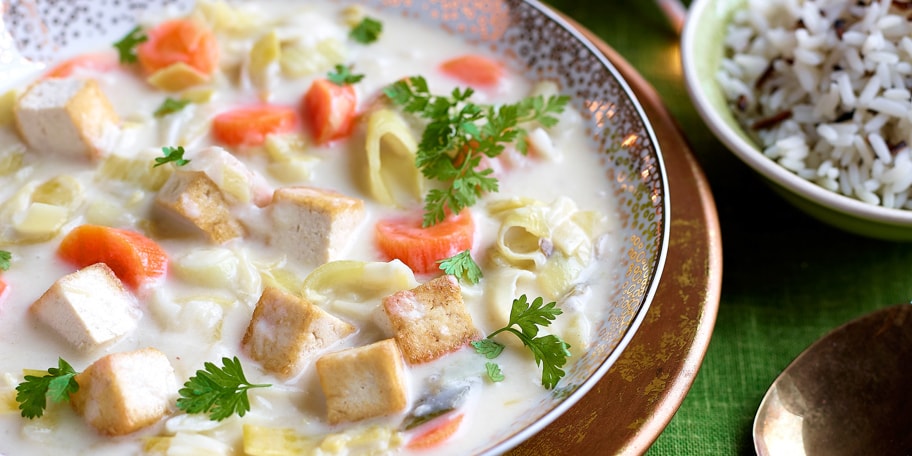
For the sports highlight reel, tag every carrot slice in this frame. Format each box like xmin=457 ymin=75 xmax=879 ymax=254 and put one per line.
xmin=137 ymin=19 xmax=219 ymax=76
xmin=44 ymin=52 xmax=117 ymax=79
xmin=407 ymin=413 xmax=464 ymax=450
xmin=57 ymin=225 xmax=168 ymax=289
xmin=0 ymin=277 xmax=8 ymax=306
xmin=375 ymin=210 xmax=475 ymax=274
xmin=439 ymin=55 xmax=504 ymax=88
xmin=300 ymin=79 xmax=357 ymax=145
xmin=212 ymin=105 xmax=298 ymax=147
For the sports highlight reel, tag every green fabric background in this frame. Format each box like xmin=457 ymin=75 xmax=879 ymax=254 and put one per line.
xmin=545 ymin=0 xmax=912 ymax=454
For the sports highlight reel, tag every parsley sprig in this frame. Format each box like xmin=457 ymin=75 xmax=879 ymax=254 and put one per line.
xmin=113 ymin=26 xmax=147 ymax=64
xmin=472 ymin=295 xmax=571 ymax=389
xmin=438 ymin=249 xmax=483 ymax=284
xmin=350 ymin=17 xmax=382 ymax=44
xmin=15 ymin=358 xmax=80 ymax=419
xmin=327 ymin=64 xmax=365 ymax=86
xmin=176 ymin=356 xmax=270 ymax=422
xmin=154 ymin=146 xmax=191 ymax=168
xmin=384 ymin=76 xmax=569 ymax=226
xmin=0 ymin=250 xmax=11 ymax=271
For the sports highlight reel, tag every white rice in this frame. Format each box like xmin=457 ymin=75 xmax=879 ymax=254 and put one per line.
xmin=718 ymin=0 xmax=912 ymax=209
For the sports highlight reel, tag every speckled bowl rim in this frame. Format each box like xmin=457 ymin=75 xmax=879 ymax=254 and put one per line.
xmin=0 ymin=0 xmax=671 ymax=454
xmin=682 ymin=0 xmax=912 ymax=231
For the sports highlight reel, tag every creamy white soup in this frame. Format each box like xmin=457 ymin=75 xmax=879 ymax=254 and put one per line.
xmin=0 ymin=1 xmax=621 ymax=455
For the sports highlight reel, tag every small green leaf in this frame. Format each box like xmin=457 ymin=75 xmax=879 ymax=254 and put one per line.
xmin=485 ymin=362 xmax=505 ymax=383
xmin=471 ymin=339 xmax=504 ymax=359
xmin=113 ymin=26 xmax=147 ymax=64
xmin=326 ymin=64 xmax=365 ymax=86
xmin=176 ymin=356 xmax=270 ymax=421
xmin=437 ymin=249 xmax=483 ymax=284
xmin=0 ymin=250 xmax=11 ymax=271
xmin=350 ymin=17 xmax=383 ymax=44
xmin=154 ymin=98 xmax=191 ymax=118
xmin=154 ymin=146 xmax=191 ymax=168
xmin=15 ymin=358 xmax=80 ymax=419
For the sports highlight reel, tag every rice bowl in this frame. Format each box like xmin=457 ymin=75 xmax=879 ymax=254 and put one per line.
xmin=683 ymin=0 xmax=912 ymax=240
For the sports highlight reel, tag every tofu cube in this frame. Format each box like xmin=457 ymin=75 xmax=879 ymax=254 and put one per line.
xmin=70 ymin=347 xmax=176 ymax=436
xmin=242 ymin=286 xmax=355 ymax=377
xmin=269 ymin=186 xmax=364 ymax=267
xmin=155 ymin=170 xmax=245 ymax=244
xmin=30 ymin=263 xmax=141 ymax=351
xmin=15 ymin=78 xmax=119 ymax=159
xmin=382 ymin=275 xmax=478 ymax=364
xmin=316 ymin=339 xmax=408 ymax=424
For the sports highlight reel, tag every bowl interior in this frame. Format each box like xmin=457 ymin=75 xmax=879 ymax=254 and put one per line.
xmin=2 ymin=0 xmax=670 ymax=452
xmin=682 ymin=0 xmax=912 ymax=241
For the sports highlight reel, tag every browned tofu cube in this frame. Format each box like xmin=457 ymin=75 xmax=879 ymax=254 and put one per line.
xmin=382 ymin=275 xmax=478 ymax=364
xmin=30 ymin=263 xmax=141 ymax=351
xmin=15 ymin=78 xmax=119 ymax=159
xmin=316 ymin=339 xmax=408 ymax=424
xmin=155 ymin=170 xmax=245 ymax=244
xmin=242 ymin=287 xmax=355 ymax=377
xmin=70 ymin=347 xmax=176 ymax=436
xmin=268 ymin=186 xmax=365 ymax=267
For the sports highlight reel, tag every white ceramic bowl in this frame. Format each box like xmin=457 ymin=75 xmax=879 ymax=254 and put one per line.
xmin=682 ymin=0 xmax=912 ymax=241
xmin=0 ymin=0 xmax=669 ymax=453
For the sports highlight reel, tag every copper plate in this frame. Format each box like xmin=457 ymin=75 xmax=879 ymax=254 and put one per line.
xmin=510 ymin=18 xmax=724 ymax=456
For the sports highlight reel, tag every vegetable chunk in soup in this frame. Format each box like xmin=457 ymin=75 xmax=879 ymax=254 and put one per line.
xmin=0 ymin=1 xmax=621 ymax=454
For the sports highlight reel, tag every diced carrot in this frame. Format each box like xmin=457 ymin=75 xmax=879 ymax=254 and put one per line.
xmin=439 ymin=55 xmax=504 ymax=88
xmin=300 ymin=78 xmax=357 ymax=145
xmin=0 ymin=277 xmax=8 ymax=305
xmin=212 ymin=105 xmax=298 ymax=147
xmin=137 ymin=19 xmax=219 ymax=77
xmin=375 ymin=210 xmax=475 ymax=274
xmin=57 ymin=225 xmax=168 ymax=289
xmin=44 ymin=52 xmax=117 ymax=79
xmin=407 ymin=413 xmax=464 ymax=450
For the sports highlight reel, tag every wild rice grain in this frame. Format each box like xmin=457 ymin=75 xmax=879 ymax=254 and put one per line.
xmin=719 ymin=0 xmax=912 ymax=209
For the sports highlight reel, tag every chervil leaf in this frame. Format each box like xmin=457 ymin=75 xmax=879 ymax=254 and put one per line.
xmin=471 ymin=338 xmax=504 ymax=359
xmin=0 ymin=250 xmax=11 ymax=271
xmin=154 ymin=146 xmax=190 ymax=168
xmin=384 ymin=76 xmax=569 ymax=226
xmin=113 ymin=26 xmax=147 ymax=64
xmin=154 ymin=97 xmax=191 ymax=118
xmin=176 ymin=356 xmax=270 ymax=421
xmin=326 ymin=64 xmax=365 ymax=86
xmin=15 ymin=358 xmax=80 ymax=419
xmin=350 ymin=17 xmax=383 ymax=44
xmin=484 ymin=362 xmax=505 ymax=383
xmin=508 ymin=295 xmax=562 ymax=338
xmin=479 ymin=295 xmax=571 ymax=389
xmin=437 ymin=249 xmax=483 ymax=284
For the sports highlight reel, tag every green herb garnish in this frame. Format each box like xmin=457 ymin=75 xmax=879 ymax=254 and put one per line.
xmin=154 ymin=146 xmax=191 ymax=168
xmin=484 ymin=362 xmax=505 ymax=383
xmin=384 ymin=76 xmax=569 ymax=226
xmin=438 ymin=249 xmax=483 ymax=284
xmin=471 ymin=295 xmax=571 ymax=389
xmin=0 ymin=250 xmax=11 ymax=271
xmin=350 ymin=17 xmax=383 ymax=44
xmin=154 ymin=98 xmax=191 ymax=118
xmin=176 ymin=356 xmax=270 ymax=422
xmin=327 ymin=64 xmax=365 ymax=86
xmin=15 ymin=358 xmax=80 ymax=419
xmin=113 ymin=26 xmax=147 ymax=64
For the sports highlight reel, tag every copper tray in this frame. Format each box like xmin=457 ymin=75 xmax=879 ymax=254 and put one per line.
xmin=510 ymin=20 xmax=724 ymax=456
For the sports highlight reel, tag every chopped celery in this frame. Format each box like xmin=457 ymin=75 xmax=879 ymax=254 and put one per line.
xmin=243 ymin=424 xmax=315 ymax=455
xmin=31 ymin=175 xmax=83 ymax=209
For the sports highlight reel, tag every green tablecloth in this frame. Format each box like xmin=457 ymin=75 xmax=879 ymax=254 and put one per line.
xmin=546 ymin=0 xmax=912 ymax=454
